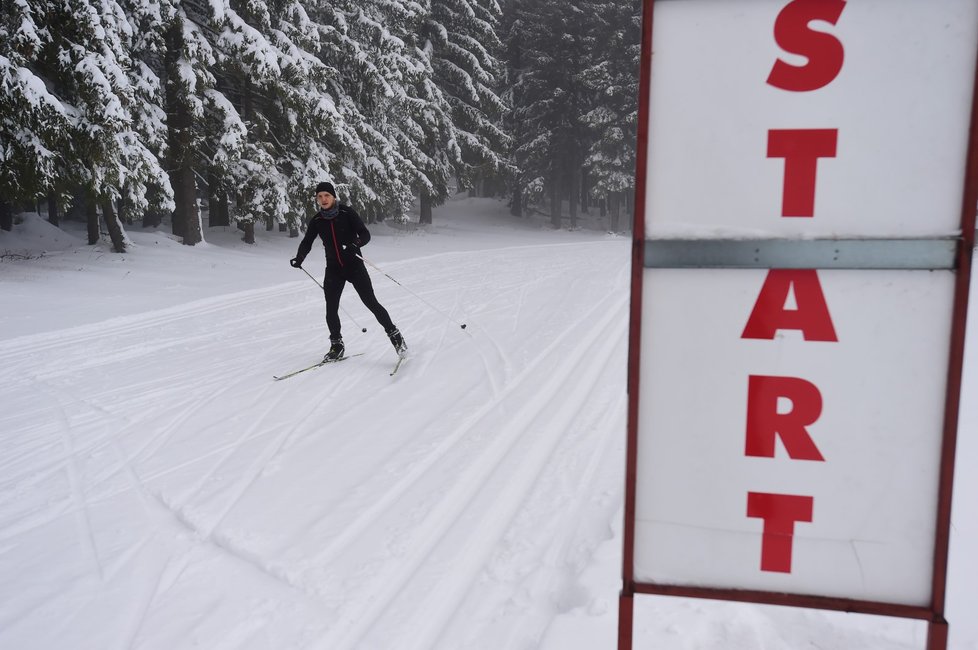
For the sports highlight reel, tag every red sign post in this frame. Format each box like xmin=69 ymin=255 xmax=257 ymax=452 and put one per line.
xmin=621 ymin=1 xmax=978 ymax=648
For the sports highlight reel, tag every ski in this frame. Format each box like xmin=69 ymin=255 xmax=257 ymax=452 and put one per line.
xmin=273 ymin=353 xmax=364 ymax=381
xmin=389 ymin=353 xmax=407 ymax=376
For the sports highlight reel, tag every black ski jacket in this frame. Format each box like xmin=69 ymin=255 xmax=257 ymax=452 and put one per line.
xmin=294 ymin=205 xmax=371 ymax=269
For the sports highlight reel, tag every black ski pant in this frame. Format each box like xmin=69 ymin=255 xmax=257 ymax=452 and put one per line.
xmin=324 ymin=261 xmax=394 ymax=340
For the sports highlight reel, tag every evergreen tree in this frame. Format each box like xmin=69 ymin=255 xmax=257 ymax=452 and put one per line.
xmin=424 ymin=0 xmax=510 ymax=217
xmin=394 ymin=0 xmax=460 ymax=225
xmin=262 ymin=0 xmax=348 ymax=230
xmin=503 ymin=0 xmax=638 ymax=228
xmin=4 ymin=0 xmax=638 ymax=245
xmin=361 ymin=0 xmax=426 ymax=217
xmin=206 ymin=0 xmax=338 ymax=236
xmin=506 ymin=0 xmax=591 ymax=227
xmin=156 ymin=0 xmax=218 ymax=245
xmin=582 ymin=0 xmax=640 ymax=232
xmin=310 ymin=0 xmax=433 ymax=221
xmin=1 ymin=0 xmax=170 ymax=247
xmin=212 ymin=0 xmax=290 ymax=238
xmin=0 ymin=0 xmax=71 ymax=216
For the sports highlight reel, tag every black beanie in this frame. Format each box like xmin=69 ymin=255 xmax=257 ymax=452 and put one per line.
xmin=315 ymin=181 xmax=336 ymax=197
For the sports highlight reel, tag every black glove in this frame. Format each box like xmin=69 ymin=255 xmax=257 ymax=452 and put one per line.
xmin=290 ymin=257 xmax=302 ymax=268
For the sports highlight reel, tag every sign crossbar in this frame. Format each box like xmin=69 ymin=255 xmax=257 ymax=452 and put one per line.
xmin=644 ymin=238 xmax=960 ymax=270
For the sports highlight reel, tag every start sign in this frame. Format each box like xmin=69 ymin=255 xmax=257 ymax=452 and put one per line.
xmin=620 ymin=1 xmax=978 ymax=649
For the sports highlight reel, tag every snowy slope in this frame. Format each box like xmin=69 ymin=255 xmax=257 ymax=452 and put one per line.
xmin=0 ymin=197 xmax=975 ymax=650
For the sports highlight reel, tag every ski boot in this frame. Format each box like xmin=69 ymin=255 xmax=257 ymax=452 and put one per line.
xmin=323 ymin=338 xmax=345 ymax=362
xmin=387 ymin=328 xmax=407 ymax=357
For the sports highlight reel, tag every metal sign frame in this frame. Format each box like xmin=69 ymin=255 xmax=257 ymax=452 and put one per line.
xmin=619 ymin=1 xmax=978 ymax=649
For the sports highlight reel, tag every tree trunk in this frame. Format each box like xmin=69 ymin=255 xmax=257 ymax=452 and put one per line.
xmin=265 ymin=216 xmax=274 ymax=231
xmin=569 ymin=169 xmax=579 ymax=230
xmin=419 ymin=192 xmax=432 ymax=225
xmin=218 ymin=192 xmax=230 ymax=227
xmin=510 ymin=184 xmax=522 ymax=217
xmin=549 ymin=177 xmax=560 ymax=229
xmin=118 ymin=197 xmax=131 ymax=225
xmin=101 ymin=197 xmax=127 ymax=253
xmin=206 ymin=172 xmax=219 ymax=227
xmin=170 ymin=165 xmax=201 ymax=244
xmin=241 ymin=220 xmax=255 ymax=244
xmin=67 ymin=187 xmax=86 ymax=221
xmin=624 ymin=190 xmax=634 ymax=232
xmin=47 ymin=193 xmax=59 ymax=226
xmin=209 ymin=189 xmax=231 ymax=228
xmin=165 ymin=21 xmax=202 ymax=246
xmin=610 ymin=192 xmax=621 ymax=232
xmin=143 ymin=186 xmax=164 ymax=227
xmin=143 ymin=210 xmax=163 ymax=228
xmin=0 ymin=201 xmax=12 ymax=231
xmin=207 ymin=174 xmax=231 ymax=227
xmin=86 ymin=196 xmax=99 ymax=245
xmin=581 ymin=170 xmax=590 ymax=214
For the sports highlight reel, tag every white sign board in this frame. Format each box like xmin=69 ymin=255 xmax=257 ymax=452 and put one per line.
xmin=645 ymin=0 xmax=978 ymax=239
xmin=631 ymin=0 xmax=978 ymax=608
xmin=635 ymin=269 xmax=953 ymax=604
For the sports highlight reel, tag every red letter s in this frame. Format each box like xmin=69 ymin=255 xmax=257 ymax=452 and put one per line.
xmin=767 ymin=0 xmax=846 ymax=92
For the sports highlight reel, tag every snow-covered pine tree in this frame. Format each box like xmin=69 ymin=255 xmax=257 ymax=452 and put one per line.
xmin=298 ymin=0 xmax=406 ymax=222
xmin=206 ymin=0 xmax=348 ymax=239
xmin=1 ymin=0 xmax=170 ymax=248
xmin=387 ymin=0 xmax=459 ymax=225
xmin=103 ymin=0 xmax=173 ymax=236
xmin=207 ymin=0 xmax=287 ymax=241
xmin=59 ymin=0 xmax=142 ymax=250
xmin=505 ymin=0 xmax=592 ymax=228
xmin=155 ymin=0 xmax=225 ymax=246
xmin=582 ymin=0 xmax=640 ymax=232
xmin=337 ymin=0 xmax=451 ymax=219
xmin=498 ymin=0 xmax=528 ymax=217
xmin=3 ymin=0 xmax=533 ymax=242
xmin=116 ymin=0 xmax=181 ymax=230
xmin=424 ymin=0 xmax=509 ymax=211
xmin=0 ymin=0 xmax=72 ymax=228
xmin=260 ymin=0 xmax=348 ymax=233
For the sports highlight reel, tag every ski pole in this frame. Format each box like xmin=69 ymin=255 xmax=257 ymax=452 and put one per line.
xmin=356 ymin=253 xmax=467 ymax=330
xmin=299 ymin=265 xmax=367 ymax=333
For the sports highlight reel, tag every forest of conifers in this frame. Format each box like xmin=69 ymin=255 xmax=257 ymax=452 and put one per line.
xmin=0 ymin=0 xmax=640 ymax=250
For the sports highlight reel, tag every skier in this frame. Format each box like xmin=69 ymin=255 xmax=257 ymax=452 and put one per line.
xmin=290 ymin=181 xmax=407 ymax=361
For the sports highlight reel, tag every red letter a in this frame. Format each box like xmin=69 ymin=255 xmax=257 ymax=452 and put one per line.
xmin=747 ymin=492 xmax=814 ymax=573
xmin=742 ymin=270 xmax=837 ymax=342
xmin=745 ymin=375 xmax=825 ymax=461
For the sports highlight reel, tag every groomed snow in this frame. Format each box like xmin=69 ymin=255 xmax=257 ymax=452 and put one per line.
xmin=0 ymin=196 xmax=975 ymax=649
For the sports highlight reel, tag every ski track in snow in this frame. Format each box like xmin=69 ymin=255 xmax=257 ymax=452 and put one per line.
xmin=309 ymin=292 xmax=629 ymax=650
xmin=0 ymin=240 xmax=632 ymax=650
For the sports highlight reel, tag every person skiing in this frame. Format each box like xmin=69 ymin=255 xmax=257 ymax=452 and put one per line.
xmin=290 ymin=181 xmax=407 ymax=361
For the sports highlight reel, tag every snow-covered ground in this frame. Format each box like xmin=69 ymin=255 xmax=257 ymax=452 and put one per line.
xmin=0 ymin=196 xmax=975 ymax=649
